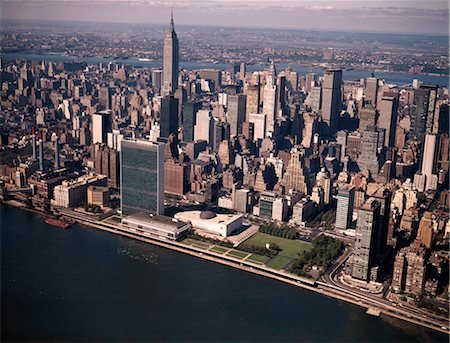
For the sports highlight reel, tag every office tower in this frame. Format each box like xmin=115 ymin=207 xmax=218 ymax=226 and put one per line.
xmin=417 ymin=212 xmax=433 ymax=249
xmin=420 ymin=85 xmax=438 ymax=134
xmin=421 ymin=134 xmax=438 ymax=191
xmin=120 ymin=139 xmax=165 ymax=216
xmin=365 ymin=77 xmax=378 ymax=106
xmin=164 ymin=159 xmax=188 ymax=196
xmin=437 ymin=133 xmax=449 ymax=173
xmin=239 ymin=62 xmax=246 ymax=81
xmin=194 ymin=110 xmax=214 ymax=146
xmin=263 ymin=59 xmax=277 ymax=137
xmin=160 ymin=95 xmax=179 ymax=138
xmin=310 ymin=86 xmax=322 ymax=113
xmin=377 ymin=93 xmax=399 ymax=147
xmin=335 ymin=184 xmax=355 ymax=230
xmin=249 ymin=112 xmax=266 ymax=142
xmin=352 ymin=197 xmax=381 ymax=281
xmin=357 ymin=127 xmax=380 ymax=179
xmin=282 ymin=149 xmax=309 ymax=194
xmin=92 ymin=110 xmax=112 ymax=144
xmin=38 ymin=132 xmax=44 ymax=171
xmin=286 ymin=68 xmax=298 ymax=92
xmin=359 ymin=106 xmax=377 ymax=131
xmin=183 ymin=101 xmax=201 ymax=142
xmin=276 ymin=75 xmax=287 ymax=116
xmin=305 ymin=73 xmax=316 ymax=93
xmin=162 ymin=10 xmax=179 ymax=95
xmin=242 ymin=121 xmax=254 ymax=141
xmin=98 ymin=86 xmax=111 ymax=110
xmin=437 ymin=104 xmax=449 ymax=134
xmin=245 ymin=84 xmax=260 ymax=119
xmin=227 ymin=94 xmax=247 ymax=138
xmin=31 ymin=129 xmax=37 ymax=160
xmin=321 ymin=69 xmax=342 ymax=136
xmin=152 ymin=69 xmax=163 ymax=94
xmin=410 ymin=85 xmax=437 ymax=142
xmin=54 ymin=132 xmax=60 ymax=170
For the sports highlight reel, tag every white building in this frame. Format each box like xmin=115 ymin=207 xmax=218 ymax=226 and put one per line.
xmin=174 ymin=210 xmax=243 ymax=237
xmin=52 ymin=174 xmax=107 ymax=208
xmin=194 ymin=110 xmax=213 ymax=144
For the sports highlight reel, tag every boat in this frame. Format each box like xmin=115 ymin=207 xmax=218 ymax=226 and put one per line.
xmin=44 ymin=217 xmax=71 ymax=229
xmin=138 ymin=58 xmax=152 ymax=62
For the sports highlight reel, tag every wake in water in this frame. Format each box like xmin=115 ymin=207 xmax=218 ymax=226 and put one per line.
xmin=117 ymin=238 xmax=159 ymax=265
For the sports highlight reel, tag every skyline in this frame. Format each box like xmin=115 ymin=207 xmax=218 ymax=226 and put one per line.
xmin=1 ymin=0 xmax=449 ymax=35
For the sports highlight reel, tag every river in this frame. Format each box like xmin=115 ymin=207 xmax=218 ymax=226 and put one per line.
xmin=1 ymin=204 xmax=448 ymax=341
xmin=2 ymin=53 xmax=449 ymax=88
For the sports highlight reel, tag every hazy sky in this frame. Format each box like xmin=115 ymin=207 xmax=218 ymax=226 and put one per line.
xmin=2 ymin=0 xmax=449 ymax=35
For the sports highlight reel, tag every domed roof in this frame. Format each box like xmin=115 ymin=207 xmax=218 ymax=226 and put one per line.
xmin=200 ymin=211 xmax=217 ymax=220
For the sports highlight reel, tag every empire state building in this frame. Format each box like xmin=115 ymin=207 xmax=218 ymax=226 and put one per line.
xmin=162 ymin=10 xmax=179 ymax=95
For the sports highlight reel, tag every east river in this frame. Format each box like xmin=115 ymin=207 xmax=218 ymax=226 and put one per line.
xmin=1 ymin=204 xmax=448 ymax=342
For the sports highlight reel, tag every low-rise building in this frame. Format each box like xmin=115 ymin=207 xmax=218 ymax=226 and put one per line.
xmin=51 ymin=174 xmax=107 ymax=208
xmin=122 ymin=212 xmax=191 ymax=241
xmin=174 ymin=210 xmax=243 ymax=237
xmin=87 ymin=186 xmax=109 ymax=207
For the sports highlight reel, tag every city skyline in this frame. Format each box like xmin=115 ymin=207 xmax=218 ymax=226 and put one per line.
xmin=1 ymin=0 xmax=449 ymax=35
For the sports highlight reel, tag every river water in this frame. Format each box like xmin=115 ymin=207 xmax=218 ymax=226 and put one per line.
xmin=3 ymin=53 xmax=449 ymax=88
xmin=1 ymin=204 xmax=447 ymax=342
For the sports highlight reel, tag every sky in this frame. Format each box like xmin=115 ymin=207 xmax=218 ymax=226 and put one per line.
xmin=1 ymin=0 xmax=449 ymax=35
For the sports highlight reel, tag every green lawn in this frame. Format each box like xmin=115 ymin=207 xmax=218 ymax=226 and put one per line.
xmin=182 ymin=238 xmax=211 ymax=249
xmin=243 ymin=232 xmax=311 ymax=270
xmin=210 ymin=246 xmax=229 ymax=254
xmin=226 ymin=250 xmax=249 ymax=259
xmin=247 ymin=254 xmax=271 ymax=264
xmin=267 ymin=256 xmax=292 ymax=270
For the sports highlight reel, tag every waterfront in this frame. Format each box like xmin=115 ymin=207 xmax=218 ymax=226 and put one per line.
xmin=2 ymin=52 xmax=449 ymax=88
xmin=1 ymin=204 xmax=447 ymax=342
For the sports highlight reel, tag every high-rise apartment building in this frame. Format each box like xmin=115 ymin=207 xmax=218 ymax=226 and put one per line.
xmin=335 ymin=184 xmax=355 ymax=230
xmin=352 ymin=197 xmax=381 ymax=281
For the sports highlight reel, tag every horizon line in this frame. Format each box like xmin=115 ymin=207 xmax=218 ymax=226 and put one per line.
xmin=1 ymin=18 xmax=449 ymax=38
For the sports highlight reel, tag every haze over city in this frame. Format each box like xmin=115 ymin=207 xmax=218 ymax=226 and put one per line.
xmin=2 ymin=0 xmax=449 ymax=35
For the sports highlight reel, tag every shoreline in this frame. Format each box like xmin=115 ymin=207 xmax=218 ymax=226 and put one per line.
xmin=2 ymin=201 xmax=449 ymax=336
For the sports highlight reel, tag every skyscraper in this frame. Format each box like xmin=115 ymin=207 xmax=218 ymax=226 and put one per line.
xmin=120 ymin=139 xmax=165 ymax=216
xmin=357 ymin=126 xmax=381 ymax=179
xmin=321 ymin=69 xmax=342 ymax=136
xmin=377 ymin=93 xmax=399 ymax=147
xmin=263 ymin=59 xmax=277 ymax=137
xmin=227 ymin=94 xmax=247 ymax=138
xmin=335 ymin=184 xmax=355 ymax=230
xmin=162 ymin=10 xmax=179 ymax=95
xmin=352 ymin=197 xmax=381 ymax=281
xmin=92 ymin=110 xmax=112 ymax=144
xmin=160 ymin=95 xmax=179 ymax=138
xmin=410 ymin=85 xmax=438 ymax=143
xmin=420 ymin=134 xmax=438 ymax=190
xmin=182 ymin=101 xmax=201 ymax=142
xmin=365 ymin=77 xmax=378 ymax=107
